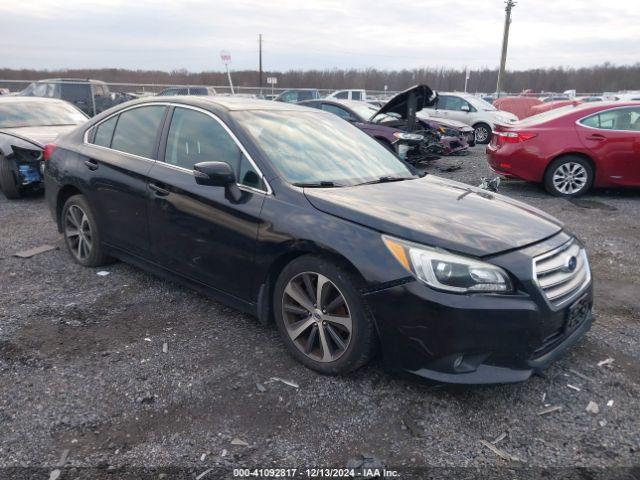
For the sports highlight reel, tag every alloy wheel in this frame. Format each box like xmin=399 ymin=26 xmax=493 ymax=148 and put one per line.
xmin=552 ymin=162 xmax=588 ymax=195
xmin=475 ymin=126 xmax=490 ymax=143
xmin=281 ymin=272 xmax=352 ymax=363
xmin=65 ymin=204 xmax=93 ymax=261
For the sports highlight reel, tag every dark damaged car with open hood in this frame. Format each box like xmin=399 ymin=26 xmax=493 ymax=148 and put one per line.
xmin=370 ymin=84 xmax=470 ymax=156
xmin=0 ymin=96 xmax=88 ymax=198
xmin=297 ymin=98 xmax=434 ymax=164
xmin=44 ymin=96 xmax=593 ymax=384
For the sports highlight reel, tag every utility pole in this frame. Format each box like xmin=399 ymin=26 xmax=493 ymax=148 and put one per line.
xmin=258 ymin=34 xmax=263 ymax=95
xmin=496 ymin=0 xmax=516 ymax=96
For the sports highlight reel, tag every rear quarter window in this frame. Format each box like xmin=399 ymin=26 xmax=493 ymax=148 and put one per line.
xmin=92 ymin=115 xmax=118 ymax=147
xmin=110 ymin=106 xmax=166 ymax=158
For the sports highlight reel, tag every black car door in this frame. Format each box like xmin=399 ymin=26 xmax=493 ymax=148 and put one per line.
xmin=82 ymin=104 xmax=167 ymax=258
xmin=146 ymin=105 xmax=267 ymax=300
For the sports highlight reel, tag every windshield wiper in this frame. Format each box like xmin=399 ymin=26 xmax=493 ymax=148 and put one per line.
xmin=357 ymin=175 xmax=417 ymax=186
xmin=292 ymin=181 xmax=345 ymax=188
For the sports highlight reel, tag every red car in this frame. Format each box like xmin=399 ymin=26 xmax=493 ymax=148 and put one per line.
xmin=487 ymin=102 xmax=640 ymax=196
xmin=529 ymin=99 xmax=581 ymax=116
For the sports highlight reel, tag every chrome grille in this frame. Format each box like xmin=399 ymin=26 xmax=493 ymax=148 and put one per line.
xmin=533 ymin=240 xmax=591 ymax=308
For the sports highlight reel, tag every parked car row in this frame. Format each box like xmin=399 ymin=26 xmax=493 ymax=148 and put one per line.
xmin=19 ymin=78 xmax=135 ymax=116
xmin=38 ymin=94 xmax=594 ymax=384
xmin=14 ymin=78 xmax=517 ymax=148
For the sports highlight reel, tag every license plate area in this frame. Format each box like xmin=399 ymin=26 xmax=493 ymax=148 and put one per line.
xmin=565 ymin=295 xmax=590 ymax=333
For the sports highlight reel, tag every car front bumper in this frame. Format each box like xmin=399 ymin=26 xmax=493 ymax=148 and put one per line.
xmin=363 ymin=234 xmax=594 ymax=384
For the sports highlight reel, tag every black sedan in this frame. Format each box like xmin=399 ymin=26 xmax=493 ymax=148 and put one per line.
xmin=44 ymin=96 xmax=593 ymax=383
xmin=0 ymin=97 xmax=88 ymax=198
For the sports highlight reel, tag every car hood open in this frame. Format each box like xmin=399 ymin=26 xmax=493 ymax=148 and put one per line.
xmin=304 ymin=175 xmax=563 ymax=257
xmin=372 ymin=85 xmax=437 ymax=131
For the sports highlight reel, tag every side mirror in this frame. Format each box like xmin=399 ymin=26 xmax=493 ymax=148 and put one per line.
xmin=461 ymin=105 xmax=470 ymax=112
xmin=193 ymin=161 xmax=236 ymax=187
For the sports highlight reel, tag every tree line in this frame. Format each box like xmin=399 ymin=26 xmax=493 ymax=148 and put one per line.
xmin=1 ymin=63 xmax=639 ymax=94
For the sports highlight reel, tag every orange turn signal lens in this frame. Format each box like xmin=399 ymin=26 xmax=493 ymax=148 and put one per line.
xmin=382 ymin=236 xmax=411 ymax=272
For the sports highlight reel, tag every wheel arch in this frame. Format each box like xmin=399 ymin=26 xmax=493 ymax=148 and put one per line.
xmin=545 ymin=151 xmax=596 ymax=181
xmin=471 ymin=121 xmax=492 ymax=130
xmin=257 ymin=242 xmax=367 ymax=325
xmin=55 ymin=184 xmax=85 ymax=231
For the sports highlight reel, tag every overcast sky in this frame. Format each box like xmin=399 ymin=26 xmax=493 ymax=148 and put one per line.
xmin=1 ymin=0 xmax=639 ymax=72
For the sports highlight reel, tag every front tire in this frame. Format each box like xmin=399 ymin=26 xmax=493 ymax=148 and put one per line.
xmin=0 ymin=155 xmax=21 ymax=199
xmin=544 ymin=156 xmax=593 ymax=197
xmin=273 ymin=255 xmax=377 ymax=375
xmin=62 ymin=194 xmax=110 ymax=267
xmin=473 ymin=123 xmax=492 ymax=144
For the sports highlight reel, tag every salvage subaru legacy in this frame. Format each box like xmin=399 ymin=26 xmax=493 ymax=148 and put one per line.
xmin=44 ymin=96 xmax=593 ymax=384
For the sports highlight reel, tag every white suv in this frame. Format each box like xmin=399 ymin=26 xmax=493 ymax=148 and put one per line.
xmin=327 ymin=89 xmax=367 ymax=101
xmin=422 ymin=92 xmax=518 ymax=144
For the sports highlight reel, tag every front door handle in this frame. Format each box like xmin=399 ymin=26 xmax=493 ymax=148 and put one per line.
xmin=586 ymin=133 xmax=607 ymax=141
xmin=149 ymin=182 xmax=170 ymax=196
xmin=84 ymin=159 xmax=98 ymax=171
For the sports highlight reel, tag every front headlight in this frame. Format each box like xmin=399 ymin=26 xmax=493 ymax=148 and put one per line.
xmin=393 ymin=132 xmax=424 ymax=141
xmin=382 ymin=235 xmax=513 ymax=293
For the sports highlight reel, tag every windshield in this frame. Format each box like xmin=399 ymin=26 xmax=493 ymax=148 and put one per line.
xmin=233 ymin=110 xmax=413 ymax=186
xmin=0 ymin=101 xmax=87 ymax=128
xmin=468 ymin=96 xmax=497 ymax=111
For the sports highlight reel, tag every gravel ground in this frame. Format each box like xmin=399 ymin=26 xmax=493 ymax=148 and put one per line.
xmin=0 ymin=146 xmax=639 ymax=478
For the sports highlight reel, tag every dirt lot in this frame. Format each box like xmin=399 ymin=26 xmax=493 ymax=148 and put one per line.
xmin=1 ymin=146 xmax=639 ymax=478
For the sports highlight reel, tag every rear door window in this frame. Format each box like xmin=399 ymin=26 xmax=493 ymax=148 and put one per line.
xmin=440 ymin=95 xmax=466 ymax=111
xmin=111 ymin=106 xmax=166 ymax=158
xmin=352 ymin=91 xmax=363 ymax=100
xmin=61 ymin=83 xmax=90 ymax=103
xmin=580 ymin=108 xmax=640 ymax=131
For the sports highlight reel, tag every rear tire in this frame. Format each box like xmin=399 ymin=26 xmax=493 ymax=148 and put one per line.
xmin=0 ymin=154 xmax=21 ymax=199
xmin=62 ymin=194 xmax=110 ymax=267
xmin=273 ymin=255 xmax=377 ymax=375
xmin=543 ymin=156 xmax=593 ymax=197
xmin=473 ymin=123 xmax=492 ymax=144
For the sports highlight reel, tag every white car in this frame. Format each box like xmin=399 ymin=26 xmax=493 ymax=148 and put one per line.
xmin=326 ymin=89 xmax=367 ymax=101
xmin=421 ymin=92 xmax=518 ymax=144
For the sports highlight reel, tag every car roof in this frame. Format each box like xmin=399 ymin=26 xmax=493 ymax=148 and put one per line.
xmin=330 ymin=99 xmax=374 ymax=108
xmin=302 ymin=99 xmax=371 ymax=109
xmin=123 ymin=95 xmax=313 ymax=112
xmin=437 ymin=91 xmax=475 ymax=98
xmin=31 ymin=78 xmax=107 ymax=84
xmin=572 ymin=101 xmax=640 ymax=111
xmin=0 ymin=96 xmax=72 ymax=105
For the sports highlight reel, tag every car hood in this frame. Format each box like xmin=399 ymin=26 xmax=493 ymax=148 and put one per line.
xmin=374 ymin=84 xmax=437 ymax=119
xmin=304 ymin=175 xmax=563 ymax=257
xmin=0 ymin=125 xmax=77 ymax=148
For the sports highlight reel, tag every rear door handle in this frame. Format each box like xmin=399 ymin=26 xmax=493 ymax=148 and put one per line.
xmin=587 ymin=133 xmax=607 ymax=141
xmin=84 ymin=159 xmax=98 ymax=171
xmin=149 ymin=182 xmax=170 ymax=196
